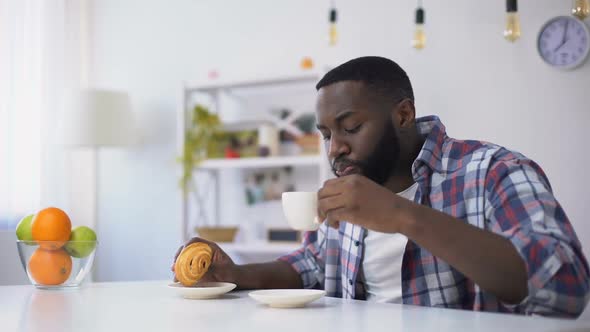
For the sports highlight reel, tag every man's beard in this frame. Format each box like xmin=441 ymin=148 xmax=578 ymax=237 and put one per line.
xmin=331 ymin=121 xmax=400 ymax=184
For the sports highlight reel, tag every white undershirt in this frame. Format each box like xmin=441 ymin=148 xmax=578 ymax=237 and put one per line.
xmin=363 ymin=183 xmax=419 ymax=303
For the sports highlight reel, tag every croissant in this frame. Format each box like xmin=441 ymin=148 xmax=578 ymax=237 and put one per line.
xmin=174 ymin=242 xmax=213 ymax=286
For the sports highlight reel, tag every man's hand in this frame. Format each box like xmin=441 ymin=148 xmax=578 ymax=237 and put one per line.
xmin=171 ymin=237 xmax=238 ymax=285
xmin=317 ymin=174 xmax=414 ymax=233
xmin=172 ymin=237 xmax=304 ymax=290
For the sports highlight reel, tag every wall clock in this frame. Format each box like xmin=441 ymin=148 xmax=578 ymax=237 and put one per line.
xmin=537 ymin=15 xmax=590 ymax=70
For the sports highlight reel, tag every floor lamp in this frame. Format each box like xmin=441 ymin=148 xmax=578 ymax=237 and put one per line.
xmin=61 ymin=89 xmax=135 ymax=281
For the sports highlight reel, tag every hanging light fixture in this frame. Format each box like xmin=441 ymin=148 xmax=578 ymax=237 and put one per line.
xmin=411 ymin=0 xmax=426 ymax=49
xmin=504 ymin=0 xmax=521 ymax=42
xmin=572 ymin=0 xmax=590 ymax=19
xmin=329 ymin=1 xmax=338 ymax=46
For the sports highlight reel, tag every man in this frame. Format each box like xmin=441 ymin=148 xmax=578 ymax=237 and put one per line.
xmin=173 ymin=56 xmax=589 ymax=317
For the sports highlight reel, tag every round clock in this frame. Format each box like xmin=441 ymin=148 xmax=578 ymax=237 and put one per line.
xmin=537 ymin=16 xmax=590 ymax=70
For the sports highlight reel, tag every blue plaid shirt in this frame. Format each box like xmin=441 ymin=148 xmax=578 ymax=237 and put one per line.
xmin=280 ymin=115 xmax=589 ymax=317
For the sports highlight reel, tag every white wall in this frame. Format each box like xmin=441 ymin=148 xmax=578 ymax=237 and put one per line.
xmin=89 ymin=0 xmax=590 ymax=282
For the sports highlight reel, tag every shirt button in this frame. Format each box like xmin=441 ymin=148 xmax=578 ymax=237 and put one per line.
xmin=354 ymin=241 xmax=360 ymax=246
xmin=349 ymin=279 xmax=353 ymax=285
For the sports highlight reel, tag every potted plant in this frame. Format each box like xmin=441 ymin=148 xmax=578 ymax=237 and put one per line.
xmin=178 ymin=104 xmax=238 ymax=242
xmin=179 ymin=104 xmax=221 ymax=193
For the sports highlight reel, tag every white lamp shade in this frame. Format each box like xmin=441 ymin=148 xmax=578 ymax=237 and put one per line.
xmin=62 ymin=89 xmax=136 ymax=147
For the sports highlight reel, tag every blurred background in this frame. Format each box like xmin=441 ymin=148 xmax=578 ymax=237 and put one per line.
xmin=1 ymin=0 xmax=589 ymax=292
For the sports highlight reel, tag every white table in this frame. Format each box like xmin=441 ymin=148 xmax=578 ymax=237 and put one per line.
xmin=0 ymin=281 xmax=587 ymax=332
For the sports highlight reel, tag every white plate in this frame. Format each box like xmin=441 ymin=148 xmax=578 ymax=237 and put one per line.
xmin=168 ymin=282 xmax=237 ymax=299
xmin=248 ymin=289 xmax=326 ymax=308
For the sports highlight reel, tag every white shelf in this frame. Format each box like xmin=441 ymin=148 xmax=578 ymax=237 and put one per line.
xmin=197 ymin=155 xmax=322 ymax=170
xmin=185 ymin=72 xmax=320 ymax=93
xmin=218 ymin=241 xmax=301 ymax=255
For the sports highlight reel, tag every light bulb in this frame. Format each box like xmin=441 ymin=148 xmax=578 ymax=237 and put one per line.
xmin=329 ymin=8 xmax=338 ymax=46
xmin=504 ymin=12 xmax=521 ymax=42
xmin=504 ymin=0 xmax=520 ymax=42
xmin=329 ymin=24 xmax=338 ymax=46
xmin=411 ymin=7 xmax=425 ymax=50
xmin=572 ymin=0 xmax=590 ymax=19
xmin=412 ymin=25 xmax=426 ymax=49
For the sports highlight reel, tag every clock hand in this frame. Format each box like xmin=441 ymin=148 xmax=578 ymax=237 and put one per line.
xmin=555 ymin=41 xmax=569 ymax=53
xmin=554 ymin=20 xmax=570 ymax=52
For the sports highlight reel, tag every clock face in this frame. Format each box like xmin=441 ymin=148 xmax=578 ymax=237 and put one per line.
xmin=537 ymin=16 xmax=590 ymax=70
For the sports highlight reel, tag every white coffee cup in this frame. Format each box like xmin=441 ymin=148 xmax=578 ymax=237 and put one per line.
xmin=281 ymin=191 xmax=321 ymax=231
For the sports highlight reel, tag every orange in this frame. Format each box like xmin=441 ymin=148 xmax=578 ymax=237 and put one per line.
xmin=28 ymin=248 xmax=72 ymax=285
xmin=31 ymin=207 xmax=71 ymax=250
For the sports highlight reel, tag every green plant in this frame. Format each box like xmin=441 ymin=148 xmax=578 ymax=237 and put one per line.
xmin=179 ymin=104 xmax=221 ymax=193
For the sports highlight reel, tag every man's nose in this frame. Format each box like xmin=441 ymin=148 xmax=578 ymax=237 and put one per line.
xmin=327 ymin=135 xmax=350 ymax=161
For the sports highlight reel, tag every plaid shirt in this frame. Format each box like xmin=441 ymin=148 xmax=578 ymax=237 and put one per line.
xmin=279 ymin=115 xmax=589 ymax=317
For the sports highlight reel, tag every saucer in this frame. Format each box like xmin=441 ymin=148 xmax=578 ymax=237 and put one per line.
xmin=168 ymin=282 xmax=236 ymax=299
xmin=248 ymin=289 xmax=326 ymax=308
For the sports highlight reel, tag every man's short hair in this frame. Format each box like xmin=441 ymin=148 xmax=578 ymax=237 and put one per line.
xmin=316 ymin=56 xmax=414 ymax=104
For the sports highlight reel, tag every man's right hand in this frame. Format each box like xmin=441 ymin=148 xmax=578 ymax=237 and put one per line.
xmin=172 ymin=237 xmax=304 ymax=290
xmin=171 ymin=237 xmax=238 ymax=285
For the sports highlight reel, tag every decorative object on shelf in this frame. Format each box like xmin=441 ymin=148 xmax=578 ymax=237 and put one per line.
xmin=224 ymin=136 xmax=241 ymax=159
xmin=292 ymin=113 xmax=320 ymax=154
xmin=300 ymin=57 xmax=314 ymax=70
xmin=295 ymin=134 xmax=320 ymax=155
xmin=244 ymin=167 xmax=295 ymax=205
xmin=412 ymin=0 xmax=426 ymax=50
xmin=293 ymin=113 xmax=317 ymax=134
xmin=329 ymin=1 xmax=338 ymax=46
xmin=274 ymin=111 xmax=319 ymax=155
xmin=537 ymin=15 xmax=590 ymax=70
xmin=179 ymin=104 xmax=221 ymax=194
xmin=258 ymin=123 xmax=279 ymax=156
xmin=572 ymin=0 xmax=590 ymax=20
xmin=195 ymin=226 xmax=239 ymax=243
xmin=277 ymin=109 xmax=297 ymax=144
xmin=214 ymin=129 xmax=258 ymax=159
xmin=504 ymin=0 xmax=521 ymax=42
xmin=258 ymin=146 xmax=271 ymax=157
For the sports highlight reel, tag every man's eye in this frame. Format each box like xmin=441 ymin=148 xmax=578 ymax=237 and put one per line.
xmin=344 ymin=124 xmax=362 ymax=134
xmin=322 ymin=135 xmax=331 ymax=141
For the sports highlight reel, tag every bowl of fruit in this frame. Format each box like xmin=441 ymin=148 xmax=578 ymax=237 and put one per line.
xmin=16 ymin=207 xmax=98 ymax=289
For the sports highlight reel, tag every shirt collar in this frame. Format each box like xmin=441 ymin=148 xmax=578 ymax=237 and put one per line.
xmin=412 ymin=115 xmax=454 ymax=177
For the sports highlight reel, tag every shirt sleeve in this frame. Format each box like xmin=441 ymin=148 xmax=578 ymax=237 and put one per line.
xmin=278 ymin=228 xmax=326 ymax=290
xmin=484 ymin=151 xmax=590 ymax=317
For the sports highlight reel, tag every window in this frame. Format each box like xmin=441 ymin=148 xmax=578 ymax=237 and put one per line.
xmin=0 ymin=0 xmax=86 ymax=230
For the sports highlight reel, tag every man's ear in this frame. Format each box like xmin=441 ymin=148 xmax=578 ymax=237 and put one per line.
xmin=391 ymin=99 xmax=416 ymax=128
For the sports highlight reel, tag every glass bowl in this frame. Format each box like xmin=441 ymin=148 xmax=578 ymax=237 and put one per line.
xmin=16 ymin=240 xmax=97 ymax=289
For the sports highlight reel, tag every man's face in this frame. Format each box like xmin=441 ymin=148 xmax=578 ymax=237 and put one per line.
xmin=315 ymin=81 xmax=400 ymax=184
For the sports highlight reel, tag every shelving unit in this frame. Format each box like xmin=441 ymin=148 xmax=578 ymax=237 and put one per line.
xmin=183 ymin=73 xmax=320 ymax=93
xmin=198 ymin=155 xmax=321 ymax=170
xmin=178 ymin=72 xmax=328 ymax=263
xmin=218 ymin=241 xmax=301 ymax=255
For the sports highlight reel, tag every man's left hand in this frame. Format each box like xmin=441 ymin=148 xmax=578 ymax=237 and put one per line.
xmin=317 ymin=174 xmax=414 ymax=233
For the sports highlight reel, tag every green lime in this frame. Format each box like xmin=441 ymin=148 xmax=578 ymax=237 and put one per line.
xmin=64 ymin=226 xmax=97 ymax=258
xmin=16 ymin=214 xmax=35 ymax=244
